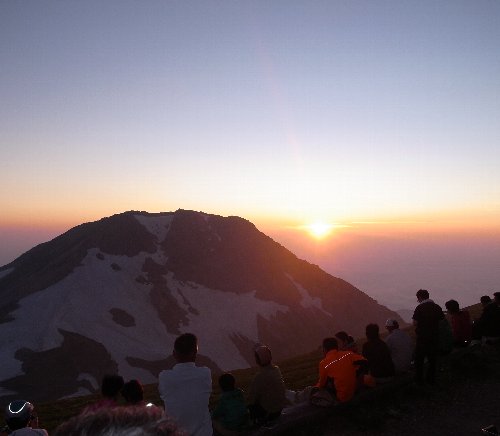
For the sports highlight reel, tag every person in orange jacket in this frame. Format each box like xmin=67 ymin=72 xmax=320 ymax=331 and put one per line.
xmin=316 ymin=337 xmax=369 ymax=403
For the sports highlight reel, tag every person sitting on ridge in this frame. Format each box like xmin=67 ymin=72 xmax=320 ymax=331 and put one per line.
xmin=445 ymin=299 xmax=472 ymax=347
xmin=247 ymin=345 xmax=286 ymax=426
xmin=362 ymin=323 xmax=395 ymax=382
xmin=83 ymin=374 xmax=124 ymax=413
xmin=158 ymin=333 xmax=212 ymax=436
xmin=211 ymin=373 xmax=248 ymax=435
xmin=335 ymin=331 xmax=358 ymax=353
xmin=385 ymin=319 xmax=413 ymax=373
xmin=316 ymin=337 xmax=368 ymax=403
xmin=3 ymin=400 xmax=48 ymax=435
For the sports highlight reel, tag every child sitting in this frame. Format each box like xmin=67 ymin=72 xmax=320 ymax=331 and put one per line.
xmin=211 ymin=373 xmax=248 ymax=435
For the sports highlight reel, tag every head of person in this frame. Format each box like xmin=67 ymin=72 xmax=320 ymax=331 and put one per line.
xmin=254 ymin=345 xmax=272 ymax=367
xmin=416 ymin=289 xmax=430 ymax=303
xmin=218 ymin=373 xmax=236 ymax=392
xmin=494 ymin=292 xmax=500 ymax=305
xmin=53 ymin=406 xmax=182 ymax=436
xmin=365 ymin=323 xmax=380 ymax=341
xmin=173 ymin=333 xmax=198 ymax=363
xmin=385 ymin=319 xmax=399 ymax=333
xmin=445 ymin=299 xmax=460 ymax=314
xmin=122 ymin=380 xmax=144 ymax=405
xmin=101 ymin=375 xmax=125 ymax=399
xmin=5 ymin=400 xmax=36 ymax=430
xmin=334 ymin=331 xmax=349 ymax=350
xmin=322 ymin=337 xmax=339 ymax=355
xmin=480 ymin=295 xmax=492 ymax=306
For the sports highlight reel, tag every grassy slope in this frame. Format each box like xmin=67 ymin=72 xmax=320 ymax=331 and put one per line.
xmin=0 ymin=304 xmax=486 ymax=433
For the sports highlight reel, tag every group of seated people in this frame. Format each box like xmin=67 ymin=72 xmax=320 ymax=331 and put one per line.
xmin=3 ymin=293 xmax=500 ymax=436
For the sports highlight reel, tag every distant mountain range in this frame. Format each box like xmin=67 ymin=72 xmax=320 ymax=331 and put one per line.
xmin=0 ymin=210 xmax=402 ymax=402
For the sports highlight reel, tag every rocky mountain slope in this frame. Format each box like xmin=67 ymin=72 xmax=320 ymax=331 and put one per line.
xmin=0 ymin=210 xmax=402 ymax=402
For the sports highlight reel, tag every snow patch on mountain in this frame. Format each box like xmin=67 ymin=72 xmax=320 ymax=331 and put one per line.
xmin=165 ymin=273 xmax=289 ymax=369
xmin=0 ymin=248 xmax=173 ymax=385
xmin=134 ymin=214 xmax=172 ymax=243
xmin=286 ymin=273 xmax=332 ymax=316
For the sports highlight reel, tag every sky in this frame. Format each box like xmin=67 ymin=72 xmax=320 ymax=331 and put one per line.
xmin=1 ymin=1 xmax=500 ymax=312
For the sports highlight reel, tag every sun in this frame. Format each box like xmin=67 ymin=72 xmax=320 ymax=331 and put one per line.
xmin=305 ymin=221 xmax=334 ymax=239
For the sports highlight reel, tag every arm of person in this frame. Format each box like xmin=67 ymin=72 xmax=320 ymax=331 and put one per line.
xmin=316 ymin=363 xmax=328 ymax=388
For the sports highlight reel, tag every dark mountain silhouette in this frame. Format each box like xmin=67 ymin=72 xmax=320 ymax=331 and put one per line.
xmin=0 ymin=210 xmax=403 ymax=402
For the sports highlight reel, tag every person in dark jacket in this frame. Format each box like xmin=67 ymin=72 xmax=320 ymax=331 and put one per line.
xmin=362 ymin=323 xmax=395 ymax=382
xmin=412 ymin=289 xmax=445 ymax=385
xmin=211 ymin=373 xmax=248 ymax=435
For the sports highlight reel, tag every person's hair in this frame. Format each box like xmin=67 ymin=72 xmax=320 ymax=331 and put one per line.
xmin=254 ymin=345 xmax=272 ymax=367
xmin=174 ymin=333 xmax=198 ymax=358
xmin=218 ymin=373 xmax=236 ymax=392
xmin=494 ymin=292 xmax=500 ymax=301
xmin=445 ymin=299 xmax=460 ymax=314
xmin=334 ymin=331 xmax=349 ymax=343
xmin=101 ymin=375 xmax=125 ymax=398
xmin=416 ymin=289 xmax=429 ymax=300
xmin=365 ymin=323 xmax=380 ymax=341
xmin=481 ymin=295 xmax=492 ymax=305
xmin=53 ymin=406 xmax=183 ymax=436
xmin=322 ymin=337 xmax=338 ymax=352
xmin=122 ymin=380 xmax=144 ymax=404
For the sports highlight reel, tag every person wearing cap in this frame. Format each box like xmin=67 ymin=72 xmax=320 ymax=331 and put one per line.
xmin=3 ymin=400 xmax=48 ymax=435
xmin=247 ymin=345 xmax=286 ymax=426
xmin=158 ymin=333 xmax=212 ymax=436
xmin=385 ymin=319 xmax=413 ymax=373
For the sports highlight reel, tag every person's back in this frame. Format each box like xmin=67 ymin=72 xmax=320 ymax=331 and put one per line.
xmin=212 ymin=373 xmax=248 ymax=433
xmin=84 ymin=374 xmax=124 ymax=413
xmin=316 ymin=337 xmax=367 ymax=403
xmin=445 ymin=300 xmax=472 ymax=346
xmin=362 ymin=324 xmax=395 ymax=379
xmin=480 ymin=299 xmax=500 ymax=338
xmin=158 ymin=333 xmax=212 ymax=436
xmin=413 ymin=294 xmax=444 ymax=345
xmin=247 ymin=345 xmax=286 ymax=425
xmin=385 ymin=320 xmax=413 ymax=373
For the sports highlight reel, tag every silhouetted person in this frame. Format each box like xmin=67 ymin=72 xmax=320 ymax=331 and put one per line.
xmin=445 ymin=299 xmax=472 ymax=347
xmin=472 ymin=295 xmax=500 ymax=342
xmin=211 ymin=373 xmax=248 ymax=435
xmin=4 ymin=400 xmax=48 ymax=435
xmin=385 ymin=319 xmax=413 ymax=373
xmin=53 ymin=406 xmax=183 ymax=436
xmin=362 ymin=323 xmax=395 ymax=381
xmin=247 ymin=345 xmax=286 ymax=426
xmin=122 ymin=379 xmax=145 ymax=406
xmin=412 ymin=289 xmax=444 ymax=385
xmin=158 ymin=333 xmax=212 ymax=436
xmin=84 ymin=374 xmax=124 ymax=413
xmin=335 ymin=331 xmax=358 ymax=353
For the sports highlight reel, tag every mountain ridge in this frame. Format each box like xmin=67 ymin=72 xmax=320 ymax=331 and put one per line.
xmin=0 ymin=210 xmax=402 ymax=402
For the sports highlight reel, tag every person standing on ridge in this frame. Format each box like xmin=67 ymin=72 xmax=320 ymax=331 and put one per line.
xmin=412 ymin=289 xmax=445 ymax=385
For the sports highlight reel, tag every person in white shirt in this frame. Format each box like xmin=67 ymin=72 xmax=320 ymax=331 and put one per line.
xmin=385 ymin=319 xmax=414 ymax=374
xmin=158 ymin=333 xmax=213 ymax=436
